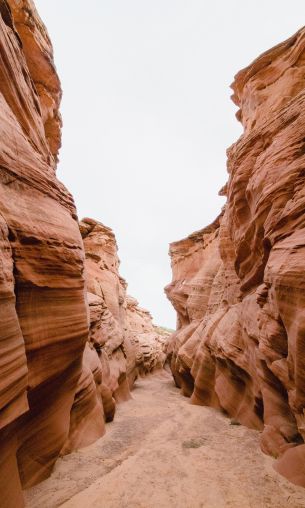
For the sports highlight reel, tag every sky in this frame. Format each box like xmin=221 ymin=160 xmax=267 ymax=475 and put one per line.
xmin=34 ymin=0 xmax=304 ymax=329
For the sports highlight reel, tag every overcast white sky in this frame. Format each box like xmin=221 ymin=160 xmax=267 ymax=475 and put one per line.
xmin=35 ymin=0 xmax=304 ymax=328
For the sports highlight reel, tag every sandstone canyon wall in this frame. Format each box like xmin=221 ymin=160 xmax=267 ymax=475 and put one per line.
xmin=0 ymin=1 xmax=89 ymax=506
xmin=166 ymin=27 xmax=305 ymax=487
xmin=0 ymin=3 xmax=168 ymax=507
xmin=80 ymin=217 xmax=168 ymax=407
xmin=61 ymin=218 xmax=169 ymax=457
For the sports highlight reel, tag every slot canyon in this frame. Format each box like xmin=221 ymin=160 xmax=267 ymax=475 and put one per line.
xmin=1 ymin=1 xmax=305 ymax=507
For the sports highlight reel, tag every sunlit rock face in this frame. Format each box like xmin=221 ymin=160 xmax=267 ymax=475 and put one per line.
xmin=0 ymin=1 xmax=88 ymax=507
xmin=166 ymin=27 xmax=305 ymax=487
xmin=80 ymin=218 xmax=170 ymax=409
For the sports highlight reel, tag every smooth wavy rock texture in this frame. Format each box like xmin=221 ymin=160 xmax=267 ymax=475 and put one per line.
xmin=0 ymin=1 xmax=89 ymax=507
xmin=166 ymin=26 xmax=305 ymax=488
xmin=0 ymin=3 xmax=169 ymax=505
xmin=80 ymin=218 xmax=169 ymax=406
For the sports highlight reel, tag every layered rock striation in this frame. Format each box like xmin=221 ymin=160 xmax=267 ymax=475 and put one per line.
xmin=166 ymin=27 xmax=305 ymax=487
xmin=80 ymin=218 xmax=169 ymax=406
xmin=0 ymin=3 xmax=168 ymax=507
xmin=0 ymin=1 xmax=88 ymax=506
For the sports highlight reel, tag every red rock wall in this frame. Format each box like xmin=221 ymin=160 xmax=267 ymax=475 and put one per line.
xmin=0 ymin=4 xmax=169 ymax=505
xmin=80 ymin=218 xmax=169 ymax=411
xmin=126 ymin=296 xmax=169 ymax=376
xmin=0 ymin=1 xmax=88 ymax=507
xmin=166 ymin=27 xmax=305 ymax=487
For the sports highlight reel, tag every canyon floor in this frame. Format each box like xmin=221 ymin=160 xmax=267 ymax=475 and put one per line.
xmin=25 ymin=371 xmax=305 ymax=508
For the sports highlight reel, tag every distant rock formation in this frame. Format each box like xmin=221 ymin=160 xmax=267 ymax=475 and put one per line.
xmin=166 ymin=27 xmax=305 ymax=487
xmin=80 ymin=218 xmax=169 ymax=404
xmin=0 ymin=3 xmax=168 ymax=507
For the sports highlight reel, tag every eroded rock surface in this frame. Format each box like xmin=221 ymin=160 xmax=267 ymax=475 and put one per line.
xmin=0 ymin=2 xmax=88 ymax=507
xmin=166 ymin=27 xmax=305 ymax=487
xmin=0 ymin=4 xmax=168 ymax=507
xmin=80 ymin=218 xmax=169 ymax=410
xmin=24 ymin=373 xmax=305 ymax=508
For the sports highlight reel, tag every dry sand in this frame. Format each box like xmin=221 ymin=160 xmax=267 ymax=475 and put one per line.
xmin=25 ymin=370 xmax=305 ymax=508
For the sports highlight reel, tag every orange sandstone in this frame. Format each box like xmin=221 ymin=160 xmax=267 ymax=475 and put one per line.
xmin=166 ymin=26 xmax=305 ymax=488
xmin=0 ymin=4 xmax=168 ymax=507
xmin=0 ymin=2 xmax=88 ymax=506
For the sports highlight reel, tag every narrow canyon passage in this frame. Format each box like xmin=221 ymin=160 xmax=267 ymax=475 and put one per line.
xmin=3 ymin=3 xmax=305 ymax=506
xmin=25 ymin=371 xmax=305 ymax=508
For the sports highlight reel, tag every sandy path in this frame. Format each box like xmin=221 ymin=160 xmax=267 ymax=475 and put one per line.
xmin=25 ymin=370 xmax=305 ymax=508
